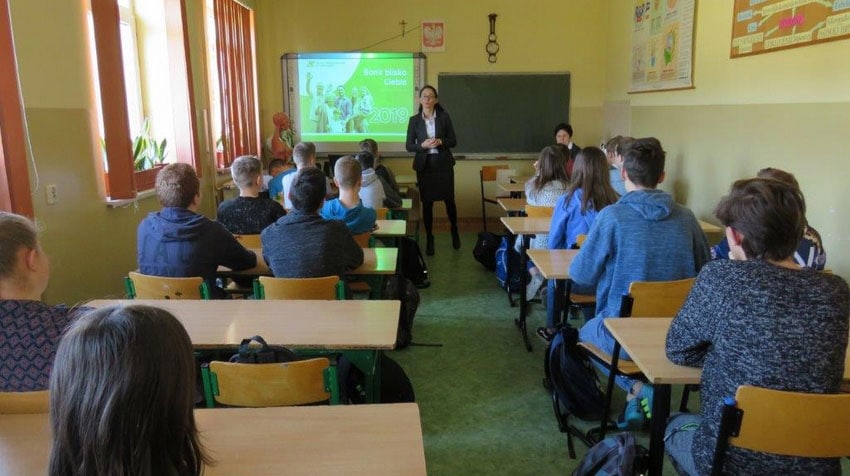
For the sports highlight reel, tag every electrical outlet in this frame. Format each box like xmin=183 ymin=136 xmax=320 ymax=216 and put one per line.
xmin=46 ymin=185 xmax=58 ymax=205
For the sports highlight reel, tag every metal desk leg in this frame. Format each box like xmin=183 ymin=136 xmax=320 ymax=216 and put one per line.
xmin=648 ymin=384 xmax=672 ymax=476
xmin=514 ymin=237 xmax=533 ymax=351
xmin=340 ymin=349 xmax=382 ymax=403
xmin=555 ymin=278 xmax=567 ymax=326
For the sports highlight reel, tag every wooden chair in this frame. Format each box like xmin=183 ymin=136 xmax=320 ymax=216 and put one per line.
xmin=579 ymin=277 xmax=696 ymax=441
xmin=0 ymin=390 xmax=49 ymax=414
xmin=375 ymin=207 xmax=389 ymax=220
xmin=201 ymin=358 xmax=339 ymax=407
xmin=709 ymin=385 xmax=850 ymax=475
xmin=352 ymin=231 xmax=373 ymax=248
xmin=254 ymin=275 xmax=343 ymax=300
xmin=524 ymin=204 xmax=554 ymax=218
xmin=234 ymin=233 xmax=262 ymax=248
xmin=125 ymin=272 xmax=211 ymax=299
xmin=480 ymin=165 xmax=510 ymax=232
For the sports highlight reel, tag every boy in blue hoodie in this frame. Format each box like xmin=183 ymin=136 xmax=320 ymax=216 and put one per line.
xmin=568 ymin=137 xmax=709 ymax=427
xmin=137 ymin=163 xmax=257 ymax=299
xmin=320 ymin=155 xmax=376 ymax=234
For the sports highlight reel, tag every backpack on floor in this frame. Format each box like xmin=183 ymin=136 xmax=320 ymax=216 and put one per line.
xmin=495 ymin=234 xmax=525 ymax=293
xmin=572 ymin=432 xmax=649 ymax=476
xmin=544 ymin=325 xmax=606 ymax=422
xmin=399 ymin=237 xmax=430 ymax=288
xmin=382 ymin=275 xmax=421 ymax=349
xmin=473 ymin=231 xmax=500 ymax=271
xmin=337 ymin=354 xmax=415 ymax=404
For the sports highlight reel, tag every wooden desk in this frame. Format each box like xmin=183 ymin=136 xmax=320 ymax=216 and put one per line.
xmin=526 ymin=249 xmax=579 ymax=280
xmin=395 ymin=198 xmax=413 ymax=210
xmin=374 ymin=219 xmax=407 ymax=237
xmin=0 ymin=404 xmax=427 ymax=476
xmin=498 ymin=198 xmax=526 ymax=214
xmin=498 ymin=182 xmax=526 ymax=197
xmin=396 ymin=174 xmax=417 ymax=186
xmin=511 ymin=175 xmax=532 ymax=184
xmin=698 ymin=219 xmax=723 ymax=234
xmin=499 ymin=217 xmax=553 ymax=351
xmin=219 ymin=248 xmax=398 ymax=277
xmin=88 ymin=299 xmax=400 ymax=403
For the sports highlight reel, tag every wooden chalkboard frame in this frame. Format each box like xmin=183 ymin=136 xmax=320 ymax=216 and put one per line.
xmin=436 ymin=73 xmax=571 ymax=155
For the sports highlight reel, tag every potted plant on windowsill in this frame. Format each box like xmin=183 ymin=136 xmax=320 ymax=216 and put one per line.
xmin=133 ymin=118 xmax=168 ymax=190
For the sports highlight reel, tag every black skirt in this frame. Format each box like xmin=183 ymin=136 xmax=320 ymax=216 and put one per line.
xmin=416 ymin=154 xmax=455 ymax=202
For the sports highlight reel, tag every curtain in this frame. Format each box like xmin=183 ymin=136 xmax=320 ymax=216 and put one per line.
xmin=213 ymin=0 xmax=258 ymax=168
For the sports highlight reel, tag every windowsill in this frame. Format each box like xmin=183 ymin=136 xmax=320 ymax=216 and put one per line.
xmin=105 ymin=188 xmax=157 ymax=208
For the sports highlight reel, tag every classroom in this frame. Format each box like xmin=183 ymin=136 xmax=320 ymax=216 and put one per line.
xmin=1 ymin=0 xmax=849 ymax=474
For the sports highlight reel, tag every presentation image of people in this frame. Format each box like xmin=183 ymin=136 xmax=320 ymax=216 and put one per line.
xmin=298 ymin=54 xmax=414 ymax=143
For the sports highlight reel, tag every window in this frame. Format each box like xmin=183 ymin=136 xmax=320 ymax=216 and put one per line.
xmin=0 ymin=0 xmax=34 ymax=215
xmin=89 ymin=0 xmax=199 ymax=200
xmin=206 ymin=0 xmax=259 ymax=169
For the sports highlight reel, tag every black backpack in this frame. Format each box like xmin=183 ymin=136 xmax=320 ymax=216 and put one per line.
xmin=229 ymin=335 xmax=301 ymax=364
xmin=544 ymin=325 xmax=606 ymax=422
xmin=382 ymin=275 xmax=421 ymax=349
xmin=399 ymin=237 xmax=430 ymax=288
xmin=472 ymin=232 xmax=500 ymax=271
xmin=337 ymin=354 xmax=415 ymax=404
xmin=572 ymin=432 xmax=649 ymax=476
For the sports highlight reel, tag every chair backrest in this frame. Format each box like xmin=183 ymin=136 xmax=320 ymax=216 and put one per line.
xmin=575 ymin=234 xmax=587 ymax=248
xmin=480 ymin=164 xmax=510 ymax=183
xmin=126 ymin=272 xmax=211 ymax=299
xmin=710 ymin=385 xmax=850 ymax=475
xmin=207 ymin=359 xmax=338 ymax=407
xmin=524 ymin=205 xmax=554 ymax=218
xmin=255 ymin=275 xmax=343 ymax=300
xmin=234 ymin=234 xmax=262 ymax=248
xmin=619 ymin=277 xmax=696 ymax=318
xmin=352 ymin=231 xmax=373 ymax=248
xmin=0 ymin=390 xmax=49 ymax=414
xmin=375 ymin=207 xmax=389 ymax=220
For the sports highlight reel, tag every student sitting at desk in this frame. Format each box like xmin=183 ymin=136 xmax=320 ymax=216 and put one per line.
xmin=0 ymin=212 xmax=89 ymax=392
xmin=604 ymin=135 xmax=631 ymax=196
xmin=281 ymin=142 xmax=335 ymax=209
xmin=665 ymin=178 xmax=849 ymax=476
xmin=709 ymin=167 xmax=826 ymax=270
xmin=137 ymin=163 xmax=257 ymax=299
xmin=266 ymin=158 xmax=294 ymax=203
xmin=539 ymin=146 xmax=620 ymax=340
xmin=321 ymin=155 xmax=376 ymax=234
xmin=217 ymin=155 xmax=286 ymax=235
xmin=360 ymin=138 xmax=399 ymax=193
xmin=356 ymin=150 xmax=402 ymax=209
xmin=569 ymin=137 xmax=709 ymax=429
xmin=262 ymin=167 xmax=363 ymax=278
xmin=49 ymin=304 xmax=209 ymax=475
xmin=522 ymin=145 xmax=570 ymax=300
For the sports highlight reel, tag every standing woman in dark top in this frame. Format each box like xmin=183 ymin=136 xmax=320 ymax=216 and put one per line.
xmin=406 ymin=85 xmax=459 ymax=256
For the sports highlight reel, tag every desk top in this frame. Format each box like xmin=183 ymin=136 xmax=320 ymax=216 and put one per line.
xmin=500 ymin=216 xmax=551 ymax=235
xmin=498 ymin=182 xmax=526 ymax=194
xmin=605 ymin=318 xmax=850 ymax=384
xmin=527 ymin=249 xmax=579 ymax=280
xmin=498 ymin=198 xmax=526 ymax=213
xmin=88 ymin=299 xmax=399 ymax=350
xmin=0 ymin=404 xmax=427 ymax=476
xmin=698 ymin=220 xmax=723 ymax=234
xmin=374 ymin=219 xmax=407 ymax=237
xmin=219 ymin=248 xmax=397 ymax=277
xmin=393 ymin=198 xmax=413 ymax=210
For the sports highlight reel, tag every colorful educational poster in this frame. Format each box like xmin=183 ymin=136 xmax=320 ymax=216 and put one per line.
xmin=731 ymin=0 xmax=850 ymax=58
xmin=629 ymin=0 xmax=696 ymax=93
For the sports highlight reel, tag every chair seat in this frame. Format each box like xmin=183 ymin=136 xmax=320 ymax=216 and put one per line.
xmin=577 ymin=342 xmax=642 ymax=376
xmin=569 ymin=293 xmax=596 ymax=305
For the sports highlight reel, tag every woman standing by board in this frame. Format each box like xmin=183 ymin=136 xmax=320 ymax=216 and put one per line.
xmin=406 ymin=85 xmax=459 ymax=256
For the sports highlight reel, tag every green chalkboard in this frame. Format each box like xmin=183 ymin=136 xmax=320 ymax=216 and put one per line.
xmin=436 ymin=73 xmax=570 ymax=155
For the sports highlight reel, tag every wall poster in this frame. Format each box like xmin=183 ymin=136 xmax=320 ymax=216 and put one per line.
xmin=629 ymin=0 xmax=697 ymax=93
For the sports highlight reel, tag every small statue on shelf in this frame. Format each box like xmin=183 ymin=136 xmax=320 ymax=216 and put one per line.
xmin=268 ymin=112 xmax=294 ymax=161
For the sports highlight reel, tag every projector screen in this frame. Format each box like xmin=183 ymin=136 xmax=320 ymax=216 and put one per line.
xmin=281 ymin=52 xmax=427 ymax=154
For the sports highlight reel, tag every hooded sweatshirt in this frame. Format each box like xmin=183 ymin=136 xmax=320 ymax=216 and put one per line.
xmin=358 ymin=168 xmax=386 ymax=210
xmin=320 ymin=198 xmax=377 ymax=235
xmin=569 ymin=189 xmax=710 ymax=323
xmin=137 ymin=207 xmax=257 ymax=298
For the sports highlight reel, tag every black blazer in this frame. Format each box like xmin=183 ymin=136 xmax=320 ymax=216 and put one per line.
xmin=405 ymin=110 xmax=457 ymax=172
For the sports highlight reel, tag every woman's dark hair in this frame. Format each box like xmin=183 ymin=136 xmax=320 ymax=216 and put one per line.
xmin=553 ymin=123 xmax=573 ymax=137
xmin=49 ymin=305 xmax=209 ymax=476
xmin=714 ymin=178 xmax=806 ymax=261
xmin=564 ymin=146 xmax=620 ymax=213
xmin=529 ymin=145 xmax=569 ymax=194
xmin=417 ymin=85 xmax=444 ymax=114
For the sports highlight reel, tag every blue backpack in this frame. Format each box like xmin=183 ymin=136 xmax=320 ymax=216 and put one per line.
xmin=495 ymin=235 xmax=524 ymax=293
xmin=572 ymin=432 xmax=648 ymax=476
